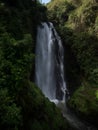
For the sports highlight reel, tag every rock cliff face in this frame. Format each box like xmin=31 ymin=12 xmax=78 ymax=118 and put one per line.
xmin=47 ymin=0 xmax=98 ymax=127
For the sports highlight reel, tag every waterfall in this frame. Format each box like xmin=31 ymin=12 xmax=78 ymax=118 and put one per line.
xmin=35 ymin=22 xmax=66 ymax=101
xmin=35 ymin=22 xmax=97 ymax=130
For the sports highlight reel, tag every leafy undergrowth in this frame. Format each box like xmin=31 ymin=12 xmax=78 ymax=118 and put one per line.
xmin=68 ymin=81 xmax=98 ymax=125
xmin=18 ymin=81 xmax=71 ymax=130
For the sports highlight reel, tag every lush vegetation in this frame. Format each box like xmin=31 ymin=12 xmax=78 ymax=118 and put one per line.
xmin=1 ymin=0 xmax=98 ymax=129
xmin=47 ymin=0 xmax=98 ymax=127
xmin=0 ymin=0 xmax=71 ymax=130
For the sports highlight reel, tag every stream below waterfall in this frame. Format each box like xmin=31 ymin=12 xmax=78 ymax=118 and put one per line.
xmin=35 ymin=22 xmax=97 ymax=130
xmin=56 ymin=100 xmax=97 ymax=130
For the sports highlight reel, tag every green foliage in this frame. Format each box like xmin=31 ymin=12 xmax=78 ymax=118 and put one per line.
xmin=48 ymin=0 xmax=98 ymax=86
xmin=0 ymin=32 xmax=34 ymax=129
xmin=68 ymin=83 xmax=98 ymax=124
xmin=96 ymin=90 xmax=98 ymax=99
xmin=0 ymin=89 xmax=22 ymax=130
xmin=2 ymin=104 xmax=22 ymax=126
xmin=0 ymin=0 xmax=47 ymax=39
xmin=0 ymin=1 xmax=70 ymax=130
xmin=72 ymin=32 xmax=98 ymax=84
xmin=0 ymin=33 xmax=34 ymax=90
xmin=17 ymin=82 xmax=69 ymax=130
xmin=48 ymin=0 xmax=98 ymax=126
xmin=47 ymin=0 xmax=75 ymax=25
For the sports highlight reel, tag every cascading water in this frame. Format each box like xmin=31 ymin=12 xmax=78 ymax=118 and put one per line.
xmin=35 ymin=22 xmax=97 ymax=130
xmin=35 ymin=22 xmax=66 ymax=101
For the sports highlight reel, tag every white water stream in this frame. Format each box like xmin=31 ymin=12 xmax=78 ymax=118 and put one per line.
xmin=35 ymin=22 xmax=97 ymax=130
xmin=35 ymin=22 xmax=66 ymax=101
